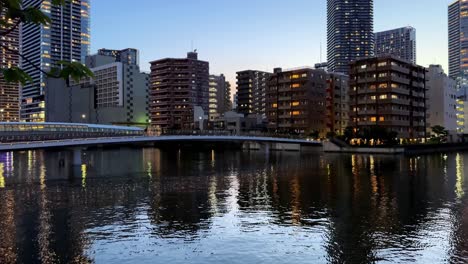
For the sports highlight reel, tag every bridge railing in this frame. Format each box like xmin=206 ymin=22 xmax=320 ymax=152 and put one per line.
xmin=158 ymin=130 xmax=311 ymax=140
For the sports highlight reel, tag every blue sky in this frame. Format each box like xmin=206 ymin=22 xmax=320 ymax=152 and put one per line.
xmin=91 ymin=0 xmax=451 ymax=90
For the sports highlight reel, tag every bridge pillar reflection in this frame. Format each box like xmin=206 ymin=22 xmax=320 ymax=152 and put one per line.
xmin=72 ymin=148 xmax=83 ymax=166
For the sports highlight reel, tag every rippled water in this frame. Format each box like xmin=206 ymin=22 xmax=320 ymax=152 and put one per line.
xmin=0 ymin=148 xmax=468 ymax=263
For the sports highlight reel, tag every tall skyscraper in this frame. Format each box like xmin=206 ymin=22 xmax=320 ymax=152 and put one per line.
xmin=20 ymin=0 xmax=91 ymax=122
xmin=236 ymin=70 xmax=271 ymax=118
xmin=448 ymin=0 xmax=468 ymax=133
xmin=448 ymin=0 xmax=464 ymax=79
xmin=0 ymin=13 xmax=20 ymax=122
xmin=327 ymin=0 xmax=374 ymax=74
xmin=375 ymin=27 xmax=416 ymax=64
xmin=149 ymin=51 xmax=209 ymax=130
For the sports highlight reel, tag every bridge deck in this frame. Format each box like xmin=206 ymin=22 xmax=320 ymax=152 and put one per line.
xmin=0 ymin=136 xmax=322 ymax=151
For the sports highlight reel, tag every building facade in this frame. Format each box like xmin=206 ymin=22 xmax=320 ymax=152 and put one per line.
xmin=326 ymin=73 xmax=350 ymax=135
xmin=266 ymin=67 xmax=328 ymax=136
xmin=236 ymin=70 xmax=271 ymax=118
xmin=449 ymin=0 xmax=466 ymax=79
xmin=46 ymin=49 xmax=149 ymax=127
xmin=0 ymin=12 xmax=20 ymax=122
xmin=327 ymin=0 xmax=374 ymax=74
xmin=426 ymin=65 xmax=458 ymax=134
xmin=149 ymin=51 xmax=209 ymax=130
xmin=208 ymin=74 xmax=231 ymax=118
xmin=375 ymin=26 xmax=416 ymax=64
xmin=20 ymin=0 xmax=90 ymax=122
xmin=448 ymin=0 xmax=468 ymax=133
xmin=95 ymin=48 xmax=139 ymax=66
xmin=349 ymin=56 xmax=427 ymax=139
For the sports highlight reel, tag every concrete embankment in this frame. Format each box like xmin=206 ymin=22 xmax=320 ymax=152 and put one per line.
xmin=323 ymin=141 xmax=468 ymax=155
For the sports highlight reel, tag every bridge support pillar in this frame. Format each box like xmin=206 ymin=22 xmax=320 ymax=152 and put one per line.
xmin=72 ymin=148 xmax=83 ymax=166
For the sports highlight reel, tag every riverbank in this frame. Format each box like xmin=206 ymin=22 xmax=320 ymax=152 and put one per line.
xmin=323 ymin=141 xmax=468 ymax=155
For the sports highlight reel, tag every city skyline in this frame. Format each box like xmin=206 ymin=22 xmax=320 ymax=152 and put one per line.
xmin=91 ymin=0 xmax=450 ymax=94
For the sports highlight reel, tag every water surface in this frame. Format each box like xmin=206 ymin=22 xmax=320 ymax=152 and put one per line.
xmin=0 ymin=148 xmax=467 ymax=263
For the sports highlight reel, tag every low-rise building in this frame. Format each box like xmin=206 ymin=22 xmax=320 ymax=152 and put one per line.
xmin=426 ymin=65 xmax=458 ymax=134
xmin=46 ymin=48 xmax=149 ymax=127
xmin=211 ymin=111 xmax=264 ymax=134
xmin=266 ymin=67 xmax=328 ymax=136
xmin=349 ymin=55 xmax=427 ymax=139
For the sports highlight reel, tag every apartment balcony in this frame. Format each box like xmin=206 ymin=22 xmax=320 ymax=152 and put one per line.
xmin=390 ymin=64 xmax=410 ymax=74
xmin=356 ymin=65 xmax=376 ymax=73
xmin=278 ymin=96 xmax=292 ymax=101
xmin=392 ymin=76 xmax=411 ymax=85
xmin=356 ymin=77 xmax=377 ymax=84
xmin=278 ymin=123 xmax=293 ymax=128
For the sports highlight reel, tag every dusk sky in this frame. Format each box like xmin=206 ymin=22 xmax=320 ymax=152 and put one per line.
xmin=91 ymin=0 xmax=451 ymax=93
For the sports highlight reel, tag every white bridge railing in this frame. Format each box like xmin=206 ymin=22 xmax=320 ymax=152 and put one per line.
xmin=0 ymin=135 xmax=322 ymax=151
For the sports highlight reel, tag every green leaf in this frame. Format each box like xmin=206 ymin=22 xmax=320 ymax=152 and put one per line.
xmin=19 ymin=7 xmax=51 ymax=25
xmin=2 ymin=67 xmax=32 ymax=85
xmin=55 ymin=61 xmax=94 ymax=82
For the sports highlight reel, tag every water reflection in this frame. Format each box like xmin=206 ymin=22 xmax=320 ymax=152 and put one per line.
xmin=0 ymin=148 xmax=467 ymax=263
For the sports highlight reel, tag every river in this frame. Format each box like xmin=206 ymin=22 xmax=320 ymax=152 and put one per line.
xmin=0 ymin=148 xmax=467 ymax=263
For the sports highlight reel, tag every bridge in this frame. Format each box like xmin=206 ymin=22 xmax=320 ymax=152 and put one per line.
xmin=0 ymin=135 xmax=321 ymax=160
xmin=0 ymin=135 xmax=321 ymax=165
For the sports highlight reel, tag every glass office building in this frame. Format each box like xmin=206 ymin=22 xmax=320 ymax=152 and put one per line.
xmin=20 ymin=0 xmax=91 ymax=122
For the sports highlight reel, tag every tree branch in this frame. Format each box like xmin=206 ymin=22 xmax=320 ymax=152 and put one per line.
xmin=0 ymin=19 xmax=20 ymax=37
xmin=0 ymin=42 xmax=59 ymax=79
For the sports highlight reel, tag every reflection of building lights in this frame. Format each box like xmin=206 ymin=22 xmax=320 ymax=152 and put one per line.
xmin=456 ymin=154 xmax=465 ymax=199
xmin=81 ymin=164 xmax=87 ymax=188
xmin=0 ymin=163 xmax=4 ymax=188
xmin=147 ymin=162 xmax=152 ymax=178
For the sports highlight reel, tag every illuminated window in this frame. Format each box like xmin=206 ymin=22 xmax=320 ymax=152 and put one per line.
xmin=370 ymin=117 xmax=377 ymax=122
xmin=379 ymin=95 xmax=387 ymax=99
xmin=292 ymin=83 xmax=300 ymax=88
xmin=291 ymin=74 xmax=300 ymax=79
xmin=272 ymin=103 xmax=278 ymax=108
xmin=292 ymin=111 xmax=300 ymax=116
xmin=379 ymin=117 xmax=385 ymax=122
xmin=292 ymin=101 xmax=300 ymax=106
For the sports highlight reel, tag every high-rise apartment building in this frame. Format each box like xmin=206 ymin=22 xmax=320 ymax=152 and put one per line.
xmin=266 ymin=68 xmax=328 ymax=136
xmin=20 ymin=0 xmax=90 ymax=122
xmin=349 ymin=56 xmax=427 ymax=139
xmin=208 ymin=74 xmax=231 ymax=118
xmin=426 ymin=65 xmax=458 ymax=134
xmin=327 ymin=0 xmax=374 ymax=74
xmin=149 ymin=51 xmax=209 ymax=130
xmin=0 ymin=13 xmax=20 ymax=122
xmin=448 ymin=0 xmax=468 ymax=133
xmin=236 ymin=70 xmax=271 ymax=117
xmin=375 ymin=27 xmax=416 ymax=64
xmin=448 ymin=0 xmax=466 ymax=79
xmin=326 ymin=73 xmax=350 ymax=135
xmin=46 ymin=48 xmax=149 ymax=127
